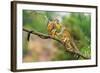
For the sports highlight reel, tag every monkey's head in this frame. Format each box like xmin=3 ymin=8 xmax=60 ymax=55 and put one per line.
xmin=47 ymin=17 xmax=62 ymax=35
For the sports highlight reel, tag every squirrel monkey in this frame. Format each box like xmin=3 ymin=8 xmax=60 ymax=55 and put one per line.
xmin=47 ymin=18 xmax=62 ymax=37
xmin=47 ymin=18 xmax=79 ymax=52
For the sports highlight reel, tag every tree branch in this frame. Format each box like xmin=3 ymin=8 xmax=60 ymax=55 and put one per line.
xmin=23 ymin=28 xmax=90 ymax=59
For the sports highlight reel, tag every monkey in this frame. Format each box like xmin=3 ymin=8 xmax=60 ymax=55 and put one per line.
xmin=47 ymin=18 xmax=79 ymax=53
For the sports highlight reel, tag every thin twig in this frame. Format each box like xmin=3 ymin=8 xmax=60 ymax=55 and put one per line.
xmin=23 ymin=28 xmax=90 ymax=59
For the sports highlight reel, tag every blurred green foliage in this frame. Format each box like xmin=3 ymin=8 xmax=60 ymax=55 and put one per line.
xmin=23 ymin=10 xmax=91 ymax=61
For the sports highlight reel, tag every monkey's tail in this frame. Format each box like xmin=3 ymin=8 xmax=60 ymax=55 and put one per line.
xmin=70 ymin=38 xmax=90 ymax=59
